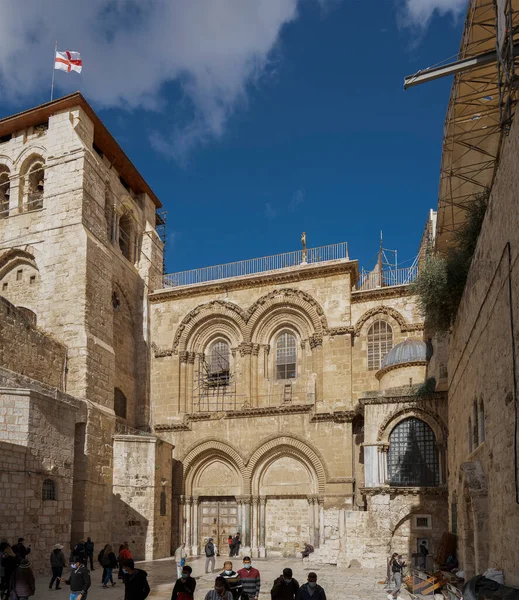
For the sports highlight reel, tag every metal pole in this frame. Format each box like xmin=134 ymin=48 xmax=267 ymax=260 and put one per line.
xmin=50 ymin=41 xmax=57 ymax=101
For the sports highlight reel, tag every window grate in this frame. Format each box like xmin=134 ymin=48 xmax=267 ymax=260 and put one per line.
xmin=388 ymin=418 xmax=439 ymax=487
xmin=42 ymin=478 xmax=56 ymax=501
xmin=367 ymin=320 xmax=393 ymax=370
xmin=276 ymin=332 xmax=296 ymax=379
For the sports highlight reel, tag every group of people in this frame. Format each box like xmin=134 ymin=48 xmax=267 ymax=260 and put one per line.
xmin=0 ymin=538 xmax=35 ymax=600
xmin=172 ymin=556 xmax=326 ymax=600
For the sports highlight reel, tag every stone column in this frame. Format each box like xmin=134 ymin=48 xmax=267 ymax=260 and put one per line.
xmin=313 ymin=497 xmax=319 ymax=547
xmin=378 ymin=445 xmax=389 ymax=485
xmin=192 ymin=496 xmax=199 ymax=555
xmin=259 ymin=496 xmax=267 ymax=557
xmin=243 ymin=496 xmax=251 ymax=548
xmin=436 ymin=441 xmax=446 ymax=485
xmin=185 ymin=496 xmax=193 ymax=553
xmin=179 ymin=352 xmax=189 ymax=414
xmin=186 ymin=353 xmax=195 ymax=413
xmin=239 ymin=343 xmax=252 ymax=406
xmin=179 ymin=495 xmax=186 ymax=545
xmin=307 ymin=496 xmax=316 ymax=546
xmin=251 ymin=497 xmax=259 ymax=557
xmin=309 ymin=334 xmax=323 ymax=401
xmin=251 ymin=345 xmax=260 ymax=407
xmin=318 ymin=496 xmax=325 ymax=546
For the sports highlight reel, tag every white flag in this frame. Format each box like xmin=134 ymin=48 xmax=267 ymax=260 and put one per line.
xmin=55 ymin=50 xmax=82 ymax=74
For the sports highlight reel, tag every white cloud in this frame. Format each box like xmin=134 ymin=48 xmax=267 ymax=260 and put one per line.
xmin=0 ymin=0 xmax=307 ymax=162
xmin=399 ymin=0 xmax=468 ymax=27
xmin=265 ymin=202 xmax=277 ymax=219
xmin=289 ymin=189 xmax=304 ymax=212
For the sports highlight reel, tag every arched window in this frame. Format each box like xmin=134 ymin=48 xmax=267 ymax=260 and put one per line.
xmin=25 ymin=161 xmax=45 ymax=211
xmin=0 ymin=168 xmax=10 ymax=218
xmin=208 ymin=340 xmax=230 ymax=386
xmin=387 ymin=418 xmax=439 ymax=487
xmin=42 ymin=478 xmax=57 ymax=501
xmin=118 ymin=214 xmax=132 ymax=261
xmin=479 ymin=399 xmax=485 ymax=443
xmin=367 ymin=320 xmax=393 ymax=370
xmin=276 ymin=331 xmax=297 ymax=380
xmin=114 ymin=387 xmax=127 ymax=419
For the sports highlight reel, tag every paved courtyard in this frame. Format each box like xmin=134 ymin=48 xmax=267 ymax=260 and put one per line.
xmin=34 ymin=556 xmax=412 ymax=600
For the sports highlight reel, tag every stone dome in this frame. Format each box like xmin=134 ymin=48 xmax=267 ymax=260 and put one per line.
xmin=381 ymin=338 xmax=427 ymax=369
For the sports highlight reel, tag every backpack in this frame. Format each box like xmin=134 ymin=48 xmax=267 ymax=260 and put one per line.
xmin=205 ymin=543 xmax=214 ymax=557
xmin=98 ymin=550 xmax=105 ymax=564
xmin=101 ymin=553 xmax=111 ymax=567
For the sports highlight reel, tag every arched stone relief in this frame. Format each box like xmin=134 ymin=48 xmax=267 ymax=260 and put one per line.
xmin=246 ymin=288 xmax=327 ymax=341
xmin=252 ymin=448 xmax=318 ymax=496
xmin=14 ymin=145 xmax=47 ymax=169
xmin=181 ymin=439 xmax=246 ymax=473
xmin=244 ymin=435 xmax=327 ymax=493
xmin=377 ymin=407 xmax=447 ymax=444
xmin=252 ymin=308 xmax=312 ymax=346
xmin=0 ymin=248 xmax=38 ymax=277
xmin=353 ymin=306 xmax=408 ymax=336
xmin=173 ymin=300 xmax=247 ymax=352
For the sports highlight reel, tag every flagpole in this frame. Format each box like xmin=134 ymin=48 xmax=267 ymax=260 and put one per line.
xmin=50 ymin=40 xmax=57 ymax=101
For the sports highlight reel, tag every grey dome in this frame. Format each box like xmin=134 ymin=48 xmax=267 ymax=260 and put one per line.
xmin=381 ymin=338 xmax=427 ymax=369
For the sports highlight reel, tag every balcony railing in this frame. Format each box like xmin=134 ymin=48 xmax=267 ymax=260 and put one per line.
xmin=162 ymin=242 xmax=349 ymax=289
xmin=357 ymin=266 xmax=418 ymax=291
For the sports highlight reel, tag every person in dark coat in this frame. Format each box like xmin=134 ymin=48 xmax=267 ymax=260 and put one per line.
xmin=121 ymin=559 xmax=150 ymax=600
xmin=271 ymin=568 xmax=299 ymax=600
xmin=219 ymin=561 xmax=242 ymax=600
xmin=1 ymin=544 xmax=20 ymax=599
xmin=49 ymin=544 xmax=66 ymax=590
xmin=60 ymin=556 xmax=91 ymax=600
xmin=84 ymin=539 xmax=95 ymax=571
xmin=171 ymin=565 xmax=196 ymax=600
xmin=11 ymin=539 xmax=30 ymax=561
xmin=295 ymin=573 xmax=326 ymax=600
xmin=101 ymin=545 xmax=117 ymax=588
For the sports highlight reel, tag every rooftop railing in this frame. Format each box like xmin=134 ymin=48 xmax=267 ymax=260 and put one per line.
xmin=162 ymin=242 xmax=349 ymax=289
xmin=357 ymin=266 xmax=419 ymax=291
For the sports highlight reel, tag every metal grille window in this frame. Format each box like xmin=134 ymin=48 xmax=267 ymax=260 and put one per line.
xmin=26 ymin=162 xmax=44 ymax=211
xmin=388 ymin=418 xmax=439 ymax=487
xmin=114 ymin=388 xmax=127 ymax=419
xmin=367 ymin=320 xmax=393 ymax=370
xmin=208 ymin=341 xmax=230 ymax=386
xmin=276 ymin=331 xmax=297 ymax=380
xmin=42 ymin=478 xmax=57 ymax=501
xmin=160 ymin=490 xmax=167 ymax=516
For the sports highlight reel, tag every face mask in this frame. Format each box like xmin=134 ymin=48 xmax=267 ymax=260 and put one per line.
xmin=225 ymin=570 xmax=232 ymax=575
xmin=215 ymin=587 xmax=224 ymax=594
xmin=284 ymin=578 xmax=292 ymax=584
xmin=308 ymin=582 xmax=317 ymax=589
xmin=244 ymin=564 xmax=251 ymax=570
xmin=181 ymin=574 xmax=188 ymax=579
xmin=71 ymin=564 xmax=78 ymax=569
xmin=122 ymin=569 xmax=129 ymax=574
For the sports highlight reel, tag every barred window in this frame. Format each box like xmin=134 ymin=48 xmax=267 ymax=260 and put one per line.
xmin=114 ymin=388 xmax=127 ymax=419
xmin=208 ymin=340 xmax=230 ymax=386
xmin=276 ymin=331 xmax=296 ymax=380
xmin=160 ymin=490 xmax=167 ymax=516
xmin=388 ymin=418 xmax=439 ymax=487
xmin=42 ymin=478 xmax=57 ymax=501
xmin=367 ymin=320 xmax=393 ymax=370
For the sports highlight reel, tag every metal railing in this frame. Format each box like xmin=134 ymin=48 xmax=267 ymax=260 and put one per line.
xmin=163 ymin=242 xmax=349 ymax=288
xmin=357 ymin=266 xmax=418 ymax=291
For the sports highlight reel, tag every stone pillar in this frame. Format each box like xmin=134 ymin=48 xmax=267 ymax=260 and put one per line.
xmin=307 ymin=496 xmax=316 ymax=546
xmin=313 ymin=497 xmax=319 ymax=547
xmin=318 ymin=497 xmax=325 ymax=546
xmin=243 ymin=496 xmax=251 ymax=548
xmin=185 ymin=496 xmax=192 ymax=553
xmin=251 ymin=345 xmax=260 ymax=407
xmin=239 ymin=343 xmax=252 ymax=406
xmin=186 ymin=353 xmax=195 ymax=413
xmin=179 ymin=352 xmax=189 ymax=414
xmin=259 ymin=496 xmax=267 ymax=557
xmin=179 ymin=495 xmax=186 ymax=544
xmin=309 ymin=335 xmax=323 ymax=401
xmin=251 ymin=497 xmax=259 ymax=557
xmin=192 ymin=496 xmax=199 ymax=555
xmin=378 ymin=445 xmax=389 ymax=485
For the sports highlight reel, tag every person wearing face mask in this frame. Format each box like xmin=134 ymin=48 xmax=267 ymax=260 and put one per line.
xmin=295 ymin=573 xmax=326 ymax=600
xmin=271 ymin=568 xmax=299 ymax=600
xmin=237 ymin=557 xmax=260 ymax=600
xmin=171 ymin=565 xmax=196 ymax=600
xmin=120 ymin=559 xmax=150 ymax=600
xmin=59 ymin=556 xmax=91 ymax=600
xmin=204 ymin=576 xmax=233 ymax=600
xmin=219 ymin=561 xmax=242 ymax=600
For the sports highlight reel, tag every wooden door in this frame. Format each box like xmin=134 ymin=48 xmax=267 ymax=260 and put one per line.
xmin=200 ymin=500 xmax=238 ymax=553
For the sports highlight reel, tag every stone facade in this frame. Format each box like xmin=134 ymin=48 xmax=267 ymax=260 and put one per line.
xmin=445 ymin=101 xmax=519 ymax=586
xmin=149 ymin=257 xmax=446 ymax=567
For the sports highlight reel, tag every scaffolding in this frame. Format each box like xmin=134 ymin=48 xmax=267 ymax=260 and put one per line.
xmin=155 ymin=209 xmax=167 ymax=275
xmin=193 ymin=352 xmax=242 ymax=412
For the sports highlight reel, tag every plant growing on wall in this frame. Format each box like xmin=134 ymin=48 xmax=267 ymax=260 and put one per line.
xmin=412 ymin=191 xmax=489 ymax=333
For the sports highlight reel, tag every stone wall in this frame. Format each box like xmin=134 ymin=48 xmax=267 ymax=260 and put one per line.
xmin=447 ymin=104 xmax=519 ymax=585
xmin=0 ymin=296 xmax=66 ymax=390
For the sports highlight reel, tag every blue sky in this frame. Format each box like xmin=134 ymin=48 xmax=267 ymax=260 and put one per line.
xmin=0 ymin=0 xmax=467 ymax=275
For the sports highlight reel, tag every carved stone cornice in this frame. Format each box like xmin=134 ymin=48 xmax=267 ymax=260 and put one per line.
xmin=154 ymin=422 xmax=191 ymax=432
xmin=251 ymin=344 xmax=261 ymax=356
xmin=375 ymin=360 xmax=427 ymax=380
xmin=359 ymin=391 xmax=447 ymax=405
xmin=310 ymin=410 xmax=356 ymax=423
xmin=179 ymin=351 xmax=189 ymax=364
xmin=152 ymin=343 xmax=174 ymax=358
xmin=327 ymin=326 xmax=354 ymax=336
xmin=150 ymin=260 xmax=358 ymax=303
xmin=226 ymin=404 xmax=314 ymax=419
xmin=327 ymin=476 xmax=355 ymax=484
xmin=309 ymin=333 xmax=323 ymax=349
xmin=187 ymin=352 xmax=196 ymax=364
xmin=360 ymin=486 xmax=448 ymax=497
xmin=351 ymin=285 xmax=416 ymax=303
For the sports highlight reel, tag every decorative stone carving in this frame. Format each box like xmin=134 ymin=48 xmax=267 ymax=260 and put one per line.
xmin=151 ymin=343 xmax=174 ymax=358
xmin=353 ymin=306 xmax=408 ymax=336
xmin=309 ymin=333 xmax=323 ymax=349
xmin=251 ymin=344 xmax=261 ymax=356
xmin=187 ymin=352 xmax=196 ymax=364
xmin=179 ymin=351 xmax=189 ymax=364
xmin=239 ymin=342 xmax=253 ymax=356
